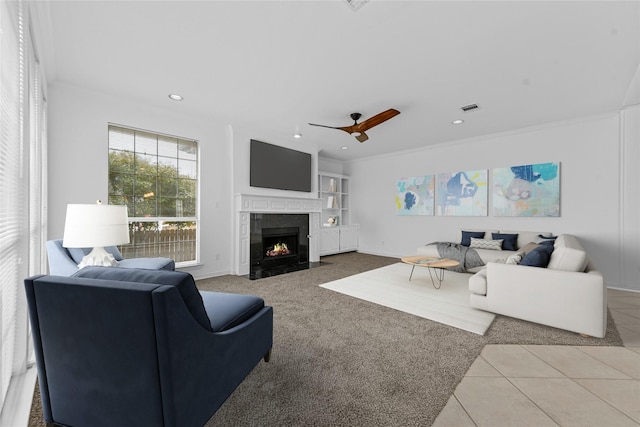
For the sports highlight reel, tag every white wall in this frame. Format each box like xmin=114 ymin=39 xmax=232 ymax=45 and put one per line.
xmin=346 ymin=111 xmax=640 ymax=291
xmin=318 ymin=156 xmax=345 ymax=175
xmin=47 ymin=82 xmax=233 ymax=279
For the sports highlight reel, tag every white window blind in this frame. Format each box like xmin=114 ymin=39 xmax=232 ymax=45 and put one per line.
xmin=0 ymin=0 xmax=47 ymax=414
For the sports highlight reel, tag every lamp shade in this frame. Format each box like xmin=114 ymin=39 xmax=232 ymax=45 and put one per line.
xmin=62 ymin=204 xmax=130 ymax=248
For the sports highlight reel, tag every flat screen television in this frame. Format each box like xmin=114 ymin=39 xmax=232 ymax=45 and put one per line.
xmin=250 ymin=139 xmax=312 ymax=192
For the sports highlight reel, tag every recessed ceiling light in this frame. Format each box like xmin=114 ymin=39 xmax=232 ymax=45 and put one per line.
xmin=452 ymin=119 xmax=464 ymax=125
xmin=293 ymin=133 xmax=302 ymax=139
xmin=168 ymin=94 xmax=183 ymax=101
xmin=341 ymin=146 xmax=349 ymax=150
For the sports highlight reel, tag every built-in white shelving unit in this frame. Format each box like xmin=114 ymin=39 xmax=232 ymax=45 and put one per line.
xmin=318 ymin=172 xmax=358 ymax=255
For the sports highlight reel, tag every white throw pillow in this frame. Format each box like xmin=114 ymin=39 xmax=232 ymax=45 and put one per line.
xmin=506 ymin=252 xmax=524 ymax=264
xmin=470 ymin=238 xmax=503 ymax=251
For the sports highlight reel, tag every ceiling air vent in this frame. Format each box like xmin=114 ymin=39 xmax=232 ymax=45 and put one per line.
xmin=461 ymin=104 xmax=479 ymax=112
xmin=344 ymin=0 xmax=369 ymax=12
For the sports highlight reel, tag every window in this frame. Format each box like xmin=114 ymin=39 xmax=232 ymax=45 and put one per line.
xmin=108 ymin=125 xmax=199 ymax=265
xmin=0 ymin=0 xmax=48 ymax=415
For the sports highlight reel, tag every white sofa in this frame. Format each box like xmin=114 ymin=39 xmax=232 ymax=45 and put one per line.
xmin=469 ymin=234 xmax=606 ymax=338
xmin=418 ymin=231 xmax=607 ymax=338
xmin=417 ymin=229 xmax=553 ymax=272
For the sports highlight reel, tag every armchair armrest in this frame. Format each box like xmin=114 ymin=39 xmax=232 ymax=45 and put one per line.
xmin=151 ymin=286 xmax=273 ymax=426
xmin=46 ymin=240 xmax=80 ymax=276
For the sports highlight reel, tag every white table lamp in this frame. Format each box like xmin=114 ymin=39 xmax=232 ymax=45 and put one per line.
xmin=62 ymin=202 xmax=130 ymax=268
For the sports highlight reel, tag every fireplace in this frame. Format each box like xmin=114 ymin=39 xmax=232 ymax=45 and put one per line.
xmin=250 ymin=213 xmax=309 ymax=279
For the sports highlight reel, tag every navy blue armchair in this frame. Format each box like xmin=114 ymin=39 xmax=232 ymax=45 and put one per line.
xmin=25 ymin=267 xmax=273 ymax=427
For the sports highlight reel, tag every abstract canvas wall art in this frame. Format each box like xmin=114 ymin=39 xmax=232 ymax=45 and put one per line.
xmin=493 ymin=162 xmax=560 ymax=217
xmin=395 ymin=175 xmax=434 ymax=215
xmin=436 ymin=170 xmax=488 ymax=216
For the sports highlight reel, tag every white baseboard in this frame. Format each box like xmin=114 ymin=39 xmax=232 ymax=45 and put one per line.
xmin=607 ymin=286 xmax=640 ymax=294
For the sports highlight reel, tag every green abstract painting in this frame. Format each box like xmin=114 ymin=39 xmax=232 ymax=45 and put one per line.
xmin=493 ymin=162 xmax=560 ymax=217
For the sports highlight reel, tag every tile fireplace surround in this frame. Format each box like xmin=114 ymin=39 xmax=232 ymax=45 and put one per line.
xmin=234 ymin=194 xmax=322 ymax=276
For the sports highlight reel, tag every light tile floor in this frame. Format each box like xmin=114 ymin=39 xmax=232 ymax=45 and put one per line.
xmin=433 ymin=288 xmax=640 ymax=427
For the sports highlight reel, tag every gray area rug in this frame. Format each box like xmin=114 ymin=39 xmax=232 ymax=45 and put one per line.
xmin=28 ymin=252 xmax=623 ymax=427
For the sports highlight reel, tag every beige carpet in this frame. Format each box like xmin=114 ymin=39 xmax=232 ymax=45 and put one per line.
xmin=320 ymin=262 xmax=495 ymax=335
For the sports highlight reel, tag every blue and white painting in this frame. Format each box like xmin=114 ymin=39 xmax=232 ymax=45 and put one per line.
xmin=493 ymin=162 xmax=560 ymax=217
xmin=436 ymin=170 xmax=488 ymax=216
xmin=395 ymin=175 xmax=434 ymax=216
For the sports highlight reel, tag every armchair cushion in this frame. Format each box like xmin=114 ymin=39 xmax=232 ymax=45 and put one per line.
xmin=73 ymin=267 xmax=211 ymax=331
xmin=201 ymin=292 xmax=265 ymax=332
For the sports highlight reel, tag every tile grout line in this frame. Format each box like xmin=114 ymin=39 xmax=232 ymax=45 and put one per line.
xmin=509 ymin=345 xmax=639 ymax=426
xmin=567 ymin=376 xmax=640 ymax=425
xmin=515 ymin=344 xmax=638 ymax=426
xmin=451 ymin=393 xmax=479 ymax=427
xmin=483 ymin=347 xmax=563 ymax=427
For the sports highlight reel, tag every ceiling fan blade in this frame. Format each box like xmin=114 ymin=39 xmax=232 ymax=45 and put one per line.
xmin=355 ymin=132 xmax=369 ymax=143
xmin=354 ymin=108 xmax=400 ymax=132
xmin=308 ymin=123 xmax=341 ymax=130
xmin=309 ymin=122 xmax=357 ymax=135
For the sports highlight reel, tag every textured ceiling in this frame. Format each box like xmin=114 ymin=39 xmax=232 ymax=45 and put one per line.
xmin=43 ymin=1 xmax=639 ymax=161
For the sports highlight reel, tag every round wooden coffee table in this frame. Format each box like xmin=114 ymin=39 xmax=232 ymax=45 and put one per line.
xmin=401 ymin=255 xmax=460 ymax=289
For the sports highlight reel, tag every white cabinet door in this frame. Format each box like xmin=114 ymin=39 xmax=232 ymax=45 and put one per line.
xmin=339 ymin=226 xmax=358 ymax=252
xmin=320 ymin=228 xmax=340 ymax=255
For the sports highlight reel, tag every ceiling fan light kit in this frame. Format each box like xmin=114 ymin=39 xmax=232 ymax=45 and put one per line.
xmin=309 ymin=108 xmax=400 ymax=143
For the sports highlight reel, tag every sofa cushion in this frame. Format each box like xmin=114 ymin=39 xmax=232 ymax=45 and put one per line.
xmin=73 ymin=267 xmax=211 ymax=331
xmin=68 ymin=246 xmax=124 ymax=264
xmin=474 ymin=248 xmax=517 ymax=263
xmin=547 ymin=234 xmax=589 ymax=272
xmin=461 ymin=231 xmax=486 ymax=246
xmin=470 ymin=238 xmax=503 ymax=251
xmin=520 ymin=245 xmax=554 ymax=268
xmin=492 ymin=233 xmax=518 ymax=251
xmin=200 ymin=291 xmax=265 ymax=332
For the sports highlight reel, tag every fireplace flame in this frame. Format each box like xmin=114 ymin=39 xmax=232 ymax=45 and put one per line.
xmin=266 ymin=242 xmax=290 ymax=257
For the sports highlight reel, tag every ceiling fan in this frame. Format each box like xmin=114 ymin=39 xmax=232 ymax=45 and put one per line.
xmin=308 ymin=108 xmax=400 ymax=143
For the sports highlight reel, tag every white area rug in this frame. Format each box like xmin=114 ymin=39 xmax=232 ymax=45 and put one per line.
xmin=320 ymin=263 xmax=495 ymax=335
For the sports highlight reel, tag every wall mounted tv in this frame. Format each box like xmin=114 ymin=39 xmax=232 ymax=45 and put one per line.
xmin=250 ymin=139 xmax=312 ymax=192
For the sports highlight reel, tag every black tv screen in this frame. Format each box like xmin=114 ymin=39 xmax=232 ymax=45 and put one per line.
xmin=250 ymin=139 xmax=312 ymax=192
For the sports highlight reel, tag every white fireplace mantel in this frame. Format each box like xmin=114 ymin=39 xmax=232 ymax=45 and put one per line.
xmin=234 ymin=194 xmax=322 ymax=275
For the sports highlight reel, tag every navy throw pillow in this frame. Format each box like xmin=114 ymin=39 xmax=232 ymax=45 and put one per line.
xmin=492 ymin=233 xmax=518 ymax=251
xmin=461 ymin=231 xmax=485 ymax=247
xmin=520 ymin=245 xmax=554 ymax=268
xmin=73 ymin=267 xmax=212 ymax=331
xmin=538 ymin=234 xmax=557 ymax=240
